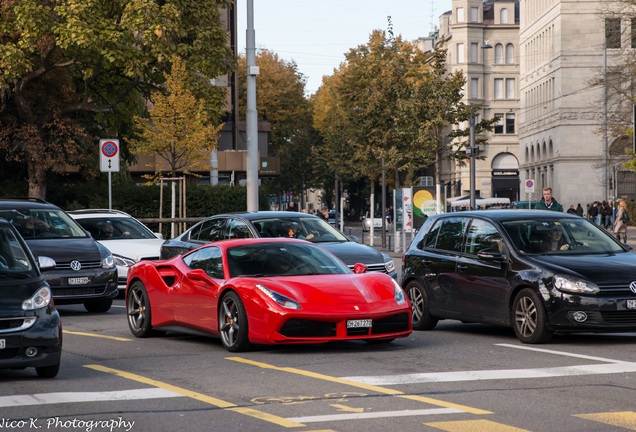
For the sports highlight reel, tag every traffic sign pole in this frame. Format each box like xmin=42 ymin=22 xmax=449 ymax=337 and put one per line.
xmin=99 ymin=139 xmax=120 ymax=210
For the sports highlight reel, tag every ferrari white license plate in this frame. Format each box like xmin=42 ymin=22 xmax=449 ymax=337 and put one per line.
xmin=347 ymin=319 xmax=372 ymax=328
xmin=627 ymin=300 xmax=636 ymax=309
xmin=68 ymin=277 xmax=90 ymax=285
xmin=0 ymin=339 xmax=5 ymax=349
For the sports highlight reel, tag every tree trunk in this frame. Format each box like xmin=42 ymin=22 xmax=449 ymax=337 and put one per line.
xmin=27 ymin=157 xmax=47 ymax=199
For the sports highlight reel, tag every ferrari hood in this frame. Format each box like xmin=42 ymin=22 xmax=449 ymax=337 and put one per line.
xmin=258 ymin=273 xmax=395 ymax=306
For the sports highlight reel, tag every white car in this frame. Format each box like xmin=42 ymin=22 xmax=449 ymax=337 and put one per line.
xmin=361 ymin=211 xmax=389 ymax=232
xmin=68 ymin=209 xmax=164 ymax=291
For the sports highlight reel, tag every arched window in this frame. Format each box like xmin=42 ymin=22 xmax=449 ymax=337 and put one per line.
xmin=500 ymin=8 xmax=509 ymax=24
xmin=505 ymin=43 xmax=514 ymax=64
xmin=495 ymin=44 xmax=504 ymax=64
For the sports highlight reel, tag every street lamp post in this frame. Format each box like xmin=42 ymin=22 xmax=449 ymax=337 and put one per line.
xmin=468 ymin=114 xmax=477 ymax=210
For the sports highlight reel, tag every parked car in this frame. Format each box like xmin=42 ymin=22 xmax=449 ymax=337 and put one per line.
xmin=362 ymin=211 xmax=389 ymax=232
xmin=69 ymin=209 xmax=164 ymax=291
xmin=0 ymin=217 xmax=62 ymax=377
xmin=401 ymin=209 xmax=636 ymax=343
xmin=127 ymin=238 xmax=411 ymax=352
xmin=160 ymin=211 xmax=397 ymax=279
xmin=0 ymin=198 xmax=118 ymax=312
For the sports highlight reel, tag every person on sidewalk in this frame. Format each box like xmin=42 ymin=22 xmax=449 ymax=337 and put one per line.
xmin=534 ymin=187 xmax=564 ymax=212
xmin=614 ymin=199 xmax=629 ymax=243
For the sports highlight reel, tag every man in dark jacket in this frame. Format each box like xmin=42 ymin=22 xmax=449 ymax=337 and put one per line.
xmin=534 ymin=187 xmax=564 ymax=212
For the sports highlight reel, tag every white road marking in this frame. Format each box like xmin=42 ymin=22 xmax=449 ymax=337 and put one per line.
xmin=342 ymin=344 xmax=636 ymax=385
xmin=288 ymin=407 xmax=463 ymax=423
xmin=0 ymin=388 xmax=183 ymax=408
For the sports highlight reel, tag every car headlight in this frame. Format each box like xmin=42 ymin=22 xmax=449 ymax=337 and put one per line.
xmin=101 ymin=253 xmax=115 ymax=269
xmin=23 ymin=286 xmax=52 ymax=310
xmin=256 ymin=283 xmax=301 ymax=310
xmin=113 ymin=254 xmax=136 ymax=267
xmin=383 ymin=254 xmax=395 ymax=273
xmin=391 ymin=279 xmax=407 ymax=305
xmin=553 ymin=275 xmax=599 ymax=294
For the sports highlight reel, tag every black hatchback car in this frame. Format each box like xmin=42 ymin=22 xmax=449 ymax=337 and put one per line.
xmin=402 ymin=210 xmax=636 ymax=343
xmin=0 ymin=199 xmax=118 ymax=313
xmin=0 ymin=217 xmax=62 ymax=378
xmin=160 ymin=211 xmax=397 ymax=279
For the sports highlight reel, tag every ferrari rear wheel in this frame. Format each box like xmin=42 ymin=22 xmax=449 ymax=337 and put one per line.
xmin=219 ymin=291 xmax=252 ymax=352
xmin=127 ymin=281 xmax=160 ymax=338
xmin=406 ymin=280 xmax=438 ymax=330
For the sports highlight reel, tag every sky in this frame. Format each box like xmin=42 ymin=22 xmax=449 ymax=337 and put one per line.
xmin=237 ymin=1 xmax=453 ymax=95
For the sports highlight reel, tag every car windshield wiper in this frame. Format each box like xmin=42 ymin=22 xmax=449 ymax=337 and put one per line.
xmin=0 ymin=271 xmax=32 ymax=278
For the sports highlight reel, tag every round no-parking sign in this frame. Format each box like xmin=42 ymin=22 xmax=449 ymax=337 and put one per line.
xmin=100 ymin=139 xmax=120 ymax=172
xmin=524 ymin=179 xmax=535 ymax=193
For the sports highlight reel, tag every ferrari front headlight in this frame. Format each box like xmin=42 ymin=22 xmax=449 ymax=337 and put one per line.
xmin=256 ymin=283 xmax=301 ymax=310
xmin=392 ymin=279 xmax=407 ymax=305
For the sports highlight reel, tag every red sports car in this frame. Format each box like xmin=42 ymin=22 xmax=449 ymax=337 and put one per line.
xmin=126 ymin=238 xmax=411 ymax=352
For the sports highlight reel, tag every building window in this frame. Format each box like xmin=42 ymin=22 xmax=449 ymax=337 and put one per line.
xmin=505 ymin=43 xmax=514 ymax=64
xmin=494 ymin=78 xmax=504 ymax=99
xmin=470 ymin=42 xmax=478 ymax=62
xmin=470 ymin=6 xmax=479 ymax=22
xmin=495 ymin=44 xmax=504 ymax=64
xmin=457 ymin=43 xmax=465 ymax=63
xmin=606 ymin=18 xmax=621 ymax=49
xmin=494 ymin=115 xmax=504 ymax=134
xmin=506 ymin=113 xmax=515 ymax=133
xmin=470 ymin=78 xmax=479 ymax=98
xmin=456 ymin=7 xmax=464 ymax=23
xmin=494 ymin=113 xmax=515 ymax=134
xmin=500 ymin=8 xmax=509 ymax=24
xmin=506 ymin=78 xmax=515 ymax=99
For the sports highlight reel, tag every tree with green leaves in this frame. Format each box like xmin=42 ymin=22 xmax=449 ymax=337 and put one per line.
xmin=129 ymin=56 xmax=222 ymax=179
xmin=0 ymin=0 xmax=233 ymax=199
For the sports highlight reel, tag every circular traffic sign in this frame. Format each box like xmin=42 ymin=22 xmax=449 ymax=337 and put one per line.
xmin=101 ymin=140 xmax=118 ymax=158
xmin=525 ymin=179 xmax=534 ymax=188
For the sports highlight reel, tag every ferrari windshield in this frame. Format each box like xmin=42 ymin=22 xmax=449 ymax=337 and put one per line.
xmin=501 ymin=217 xmax=625 ymax=255
xmin=227 ymin=242 xmax=351 ymax=277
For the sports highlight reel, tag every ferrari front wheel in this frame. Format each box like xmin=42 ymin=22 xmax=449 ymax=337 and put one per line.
xmin=127 ymin=281 xmax=160 ymax=338
xmin=219 ymin=291 xmax=252 ymax=352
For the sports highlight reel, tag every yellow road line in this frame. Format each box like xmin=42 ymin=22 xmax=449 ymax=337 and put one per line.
xmin=84 ymin=364 xmax=305 ymax=428
xmin=64 ymin=330 xmax=132 ymax=342
xmin=425 ymin=419 xmax=530 ymax=432
xmin=226 ymin=357 xmax=492 ymax=415
xmin=574 ymin=411 xmax=636 ymax=430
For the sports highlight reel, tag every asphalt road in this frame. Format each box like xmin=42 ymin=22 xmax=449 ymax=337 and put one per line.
xmin=4 ymin=298 xmax=636 ymax=432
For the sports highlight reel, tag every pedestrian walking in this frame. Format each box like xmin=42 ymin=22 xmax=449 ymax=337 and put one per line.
xmin=614 ymin=200 xmax=629 ymax=243
xmin=534 ymin=187 xmax=564 ymax=212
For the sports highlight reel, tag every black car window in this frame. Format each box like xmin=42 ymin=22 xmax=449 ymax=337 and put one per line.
xmin=183 ymin=246 xmax=224 ymax=279
xmin=428 ymin=217 xmax=468 ymax=252
xmin=227 ymin=219 xmax=254 ymax=239
xmin=465 ymin=219 xmax=504 ymax=255
xmin=195 ymin=218 xmax=227 ymax=242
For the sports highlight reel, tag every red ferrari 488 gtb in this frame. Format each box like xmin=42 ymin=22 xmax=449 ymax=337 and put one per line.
xmin=126 ymin=238 xmax=411 ymax=352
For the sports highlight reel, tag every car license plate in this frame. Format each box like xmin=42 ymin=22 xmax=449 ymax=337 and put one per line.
xmin=627 ymin=300 xmax=636 ymax=309
xmin=347 ymin=319 xmax=372 ymax=328
xmin=68 ymin=277 xmax=90 ymax=285
xmin=0 ymin=339 xmax=5 ymax=349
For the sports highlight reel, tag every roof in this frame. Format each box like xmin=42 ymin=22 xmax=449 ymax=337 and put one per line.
xmin=435 ymin=209 xmax=580 ymax=222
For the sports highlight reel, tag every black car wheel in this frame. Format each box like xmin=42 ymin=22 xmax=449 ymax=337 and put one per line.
xmin=219 ymin=291 xmax=252 ymax=352
xmin=405 ymin=281 xmax=438 ymax=330
xmin=83 ymin=298 xmax=112 ymax=313
xmin=512 ymin=288 xmax=553 ymax=344
xmin=127 ymin=281 xmax=160 ymax=337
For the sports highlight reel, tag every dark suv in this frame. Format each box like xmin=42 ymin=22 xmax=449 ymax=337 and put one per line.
xmin=0 ymin=217 xmax=62 ymax=377
xmin=0 ymin=199 xmax=118 ymax=313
